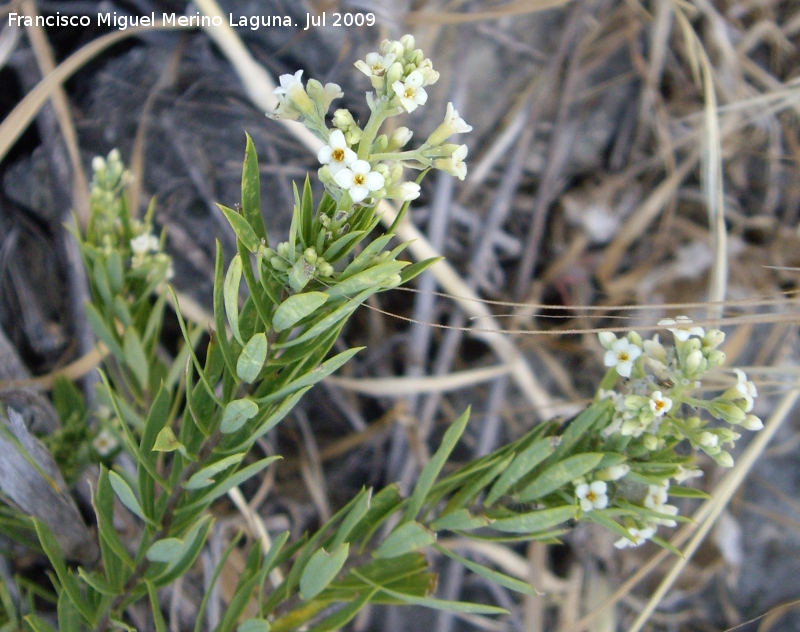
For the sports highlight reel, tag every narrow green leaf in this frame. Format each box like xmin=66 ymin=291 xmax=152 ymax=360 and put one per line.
xmin=402 ymin=407 xmax=470 ymax=524
xmin=213 ymin=242 xmax=239 ymax=377
xmin=176 ymin=457 xmax=281 ymax=515
xmin=666 ymin=485 xmax=710 ymax=499
xmin=273 ymin=292 xmax=329 ymax=332
xmin=58 ymin=573 xmax=88 ymax=632
xmin=300 ymin=175 xmax=314 ymax=246
xmin=106 ymin=249 xmax=123 ymax=293
xmin=299 ymin=544 xmax=350 ymax=600
xmin=351 ymin=570 xmax=507 ymax=615
xmin=326 ymin=261 xmax=406 ymax=299
xmin=93 ymin=259 xmax=113 ymax=307
xmin=95 ymin=467 xmax=135 ymax=574
xmin=374 ymin=522 xmax=435 ymax=559
xmin=185 ymin=453 xmax=245 ymax=490
xmin=225 ymin=254 xmax=244 ymax=345
xmin=331 ymin=489 xmax=372 ymax=550
xmin=399 ymin=256 xmax=443 ymax=285
xmin=306 ymin=588 xmax=377 ymax=632
xmin=146 ymin=581 xmax=167 ymax=632
xmin=550 ymin=401 xmax=612 ymax=462
xmin=149 ymin=517 xmax=214 ymax=586
xmin=242 ymin=132 xmax=267 ymax=241
xmin=236 ymin=333 xmax=267 ymax=383
xmin=219 ymin=204 xmax=260 ymax=253
xmin=221 ymin=398 xmax=259 ymax=434
xmin=490 ymin=506 xmax=576 ymax=534
xmin=430 ymin=510 xmax=492 ymax=532
xmin=247 ymin=389 xmax=310 ymax=446
xmin=257 ymin=348 xmax=362 ymax=404
xmin=25 ymin=614 xmax=58 ymax=632
xmin=147 ymin=538 xmax=184 ymax=565
xmin=84 ymin=302 xmax=124 ymax=361
xmin=517 ymin=453 xmax=605 ymax=502
xmin=485 ymin=438 xmax=555 ymax=507
xmin=123 ymin=328 xmax=149 ymax=390
xmin=109 ymin=471 xmax=146 ymax=521
xmin=433 ymin=544 xmax=534 ymax=595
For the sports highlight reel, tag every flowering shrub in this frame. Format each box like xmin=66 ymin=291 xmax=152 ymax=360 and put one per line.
xmin=3 ymin=36 xmax=760 ymax=631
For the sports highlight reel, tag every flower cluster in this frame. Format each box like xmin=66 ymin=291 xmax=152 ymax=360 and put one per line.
xmin=265 ymin=36 xmax=473 ymax=291
xmin=588 ymin=317 xmax=762 ymax=548
xmin=271 ymin=35 xmax=471 ymax=201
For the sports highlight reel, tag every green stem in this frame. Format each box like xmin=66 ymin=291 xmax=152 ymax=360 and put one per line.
xmin=357 ymin=106 xmax=388 ymax=160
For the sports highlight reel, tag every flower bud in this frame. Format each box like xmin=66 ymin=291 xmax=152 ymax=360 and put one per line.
xmin=627 ymin=331 xmax=643 ymax=347
xmin=698 ymin=431 xmax=719 ymax=448
xmin=387 ymin=181 xmax=421 ymax=202
xmin=595 ymin=464 xmax=630 ymax=481
xmin=643 ymin=335 xmax=667 ymax=362
xmin=703 ymin=329 xmax=725 ymax=349
xmin=709 ymin=400 xmax=746 ymax=424
xmin=741 ymin=414 xmax=763 ymax=431
xmin=714 ymin=451 xmax=734 ymax=467
xmin=643 ymin=434 xmax=659 ymax=451
xmin=706 ymin=349 xmax=725 ymax=368
xmin=387 ymin=127 xmax=413 ymax=151
xmin=400 ymin=34 xmax=415 ymax=54
xmin=385 ymin=62 xmax=404 ymax=91
xmin=684 ymin=349 xmax=705 ymax=374
xmin=598 ymin=331 xmax=617 ymax=349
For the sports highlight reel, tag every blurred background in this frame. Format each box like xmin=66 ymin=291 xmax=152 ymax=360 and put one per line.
xmin=1 ymin=0 xmax=800 ymax=630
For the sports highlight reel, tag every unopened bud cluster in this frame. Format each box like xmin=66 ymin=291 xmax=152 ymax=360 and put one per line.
xmin=574 ymin=316 xmax=763 ymax=549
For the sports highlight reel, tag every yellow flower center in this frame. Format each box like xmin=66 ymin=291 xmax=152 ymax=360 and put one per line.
xmin=404 ymin=87 xmax=415 ymax=99
xmin=332 ymin=148 xmax=345 ymax=162
xmin=353 ymin=173 xmax=366 ymax=186
xmin=654 ymin=399 xmax=665 ymax=412
xmin=586 ymin=490 xmax=597 ymax=502
xmin=617 ymin=352 xmax=629 ymax=362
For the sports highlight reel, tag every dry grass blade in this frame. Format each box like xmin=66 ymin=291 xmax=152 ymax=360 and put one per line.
xmin=0 ymin=23 xmax=191 ymax=168
xmin=405 ymin=0 xmax=575 ymax=24
xmin=20 ymin=0 xmax=90 ymax=225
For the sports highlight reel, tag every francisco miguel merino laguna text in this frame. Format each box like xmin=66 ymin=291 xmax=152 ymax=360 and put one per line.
xmin=8 ymin=11 xmax=376 ymax=30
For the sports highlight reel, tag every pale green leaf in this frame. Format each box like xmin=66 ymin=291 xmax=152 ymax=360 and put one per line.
xmin=221 ymin=398 xmax=259 ymax=434
xmin=430 ymin=510 xmax=492 ymax=532
xmin=517 ymin=453 xmax=605 ymax=502
xmin=433 ymin=544 xmax=534 ymax=595
xmin=237 ymin=620 xmax=271 ymax=632
xmin=485 ymin=437 xmax=555 ymax=507
xmin=109 ymin=471 xmax=146 ymax=521
xmin=185 ymin=453 xmax=245 ymax=490
xmin=273 ymin=292 xmax=328 ymax=332
xmin=225 ymin=254 xmax=244 ymax=345
xmin=490 ymin=506 xmax=576 ymax=534
xmin=374 ymin=522 xmax=435 ymax=559
xmin=219 ymin=204 xmax=260 ymax=253
xmin=147 ymin=538 xmax=184 ymax=564
xmin=237 ymin=333 xmax=267 ymax=383
xmin=299 ymin=544 xmax=350 ymax=600
xmin=123 ymin=328 xmax=149 ymax=390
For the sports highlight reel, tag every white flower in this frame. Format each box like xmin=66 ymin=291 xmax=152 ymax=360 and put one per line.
xmin=614 ymin=526 xmax=656 ymax=549
xmin=392 ymin=71 xmax=428 ymax=112
xmin=273 ymin=70 xmax=313 ymax=117
xmin=603 ymin=338 xmax=641 ymax=378
xmin=644 ymin=482 xmax=669 ymax=510
xmin=643 ymin=335 xmax=667 ymax=363
xmin=93 ymin=429 xmax=118 ymax=456
xmin=355 ymin=51 xmax=395 ymax=78
xmin=575 ymin=481 xmax=608 ymax=512
xmin=334 ymin=160 xmax=385 ymax=203
xmin=318 ymin=130 xmax=357 ymax=176
xmin=434 ymin=144 xmax=468 ymax=180
xmin=427 ymin=102 xmax=473 ymax=145
xmin=733 ymin=369 xmax=757 ymax=413
xmin=658 ymin=315 xmax=704 ymax=341
xmin=595 ymin=463 xmax=630 ymax=481
xmin=131 ymin=232 xmax=159 ymax=255
xmin=649 ymin=391 xmax=673 ymax=417
xmin=274 ymin=70 xmax=303 ymax=98
xmin=387 ymin=126 xmax=413 ymax=150
xmin=652 ymin=503 xmax=679 ymax=527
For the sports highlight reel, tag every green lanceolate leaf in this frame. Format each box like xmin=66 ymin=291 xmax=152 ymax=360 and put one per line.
xmin=184 ymin=453 xmax=245 ymax=490
xmin=219 ymin=204 xmax=260 ymax=253
xmin=299 ymin=544 xmax=350 ymax=600
xmin=106 ymin=249 xmax=123 ymax=293
xmin=300 ymin=175 xmax=314 ymax=246
xmin=146 ymin=538 xmax=184 ymax=564
xmin=221 ymin=398 xmax=259 ymax=434
xmin=123 ymin=328 xmax=149 ymax=390
xmin=485 ymin=437 xmax=555 ymax=508
xmin=432 ymin=544 xmax=534 ymax=595
xmin=490 ymin=506 xmax=576 ymax=534
xmin=84 ymin=302 xmax=124 ymax=361
xmin=109 ymin=471 xmax=147 ymax=522
xmin=93 ymin=258 xmax=113 ymax=307
xmin=430 ymin=510 xmax=492 ymax=532
xmin=399 ymin=257 xmax=443 ymax=284
xmin=402 ymin=407 xmax=470 ymax=524
xmin=273 ymin=292 xmax=328 ymax=332
xmin=517 ymin=453 xmax=605 ymax=502
xmin=326 ymin=261 xmax=406 ymax=299
xmin=331 ymin=488 xmax=372 ymax=549
xmin=306 ymin=588 xmax=377 ymax=632
xmin=237 ymin=333 xmax=268 ymax=383
xmin=225 ymin=254 xmax=244 ymax=345
xmin=374 ymin=522 xmax=435 ymax=559
xmin=242 ymin=132 xmax=267 ymax=242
